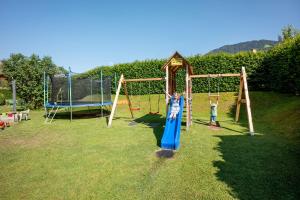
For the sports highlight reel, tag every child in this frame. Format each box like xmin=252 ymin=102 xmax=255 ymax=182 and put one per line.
xmin=168 ymin=92 xmax=180 ymax=120
xmin=210 ymin=100 xmax=218 ymax=123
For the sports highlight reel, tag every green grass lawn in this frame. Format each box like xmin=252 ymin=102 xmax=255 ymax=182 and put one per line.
xmin=0 ymin=92 xmax=299 ymax=199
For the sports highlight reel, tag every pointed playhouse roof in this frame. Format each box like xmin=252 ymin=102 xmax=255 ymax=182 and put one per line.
xmin=161 ymin=51 xmax=193 ymax=75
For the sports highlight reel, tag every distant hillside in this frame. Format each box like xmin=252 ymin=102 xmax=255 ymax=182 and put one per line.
xmin=209 ymin=40 xmax=278 ymax=54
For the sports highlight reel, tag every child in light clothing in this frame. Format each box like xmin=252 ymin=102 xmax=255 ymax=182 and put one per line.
xmin=168 ymin=92 xmax=180 ymax=119
xmin=210 ymin=100 xmax=218 ymax=123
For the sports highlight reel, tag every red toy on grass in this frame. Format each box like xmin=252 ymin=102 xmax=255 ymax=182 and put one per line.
xmin=0 ymin=121 xmax=5 ymax=130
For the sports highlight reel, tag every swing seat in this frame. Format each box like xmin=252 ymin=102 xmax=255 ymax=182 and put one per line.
xmin=149 ymin=111 xmax=159 ymax=115
xmin=130 ymin=107 xmax=141 ymax=111
xmin=209 ymin=121 xmax=221 ymax=127
xmin=209 ymin=94 xmax=220 ymax=97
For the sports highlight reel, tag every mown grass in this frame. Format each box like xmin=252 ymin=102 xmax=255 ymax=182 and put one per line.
xmin=0 ymin=92 xmax=299 ymax=200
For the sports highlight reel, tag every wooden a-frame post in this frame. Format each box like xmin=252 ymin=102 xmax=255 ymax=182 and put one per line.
xmin=235 ymin=67 xmax=254 ymax=135
xmin=108 ymin=74 xmax=124 ymax=127
xmin=108 ymin=74 xmax=134 ymax=128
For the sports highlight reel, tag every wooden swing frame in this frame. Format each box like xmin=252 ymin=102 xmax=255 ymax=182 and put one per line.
xmin=108 ymin=52 xmax=254 ymax=135
xmin=107 ymin=76 xmax=164 ymax=127
xmin=189 ymin=67 xmax=254 ymax=135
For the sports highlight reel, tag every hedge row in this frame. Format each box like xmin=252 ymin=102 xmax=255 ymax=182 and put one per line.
xmin=79 ymin=35 xmax=299 ymax=95
xmin=79 ymin=52 xmax=265 ymax=95
xmin=251 ymin=35 xmax=300 ymax=93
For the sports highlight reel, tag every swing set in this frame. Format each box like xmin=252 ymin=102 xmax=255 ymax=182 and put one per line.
xmin=108 ymin=52 xmax=254 ymax=135
xmin=110 ymin=76 xmax=164 ymax=120
xmin=128 ymin=81 xmax=161 ymax=114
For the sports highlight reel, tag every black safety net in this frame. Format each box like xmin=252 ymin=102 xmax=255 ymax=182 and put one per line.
xmin=47 ymin=74 xmax=111 ymax=105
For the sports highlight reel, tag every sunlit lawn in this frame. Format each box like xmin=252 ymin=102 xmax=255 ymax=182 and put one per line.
xmin=0 ymin=92 xmax=299 ymax=199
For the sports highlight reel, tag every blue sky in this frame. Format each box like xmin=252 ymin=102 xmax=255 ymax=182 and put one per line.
xmin=1 ymin=0 xmax=299 ymax=72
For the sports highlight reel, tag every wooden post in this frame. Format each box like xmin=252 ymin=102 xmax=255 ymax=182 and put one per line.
xmin=242 ymin=67 xmax=254 ymax=135
xmin=235 ymin=74 xmax=244 ymax=122
xmin=186 ymin=65 xmax=190 ymax=130
xmin=165 ymin=65 xmax=169 ymax=112
xmin=108 ymin=74 xmax=124 ymax=127
xmin=123 ymin=80 xmax=134 ymax=119
xmin=189 ymin=78 xmax=193 ymax=125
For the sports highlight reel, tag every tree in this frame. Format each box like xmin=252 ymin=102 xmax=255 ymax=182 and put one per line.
xmin=281 ymin=25 xmax=300 ymax=40
xmin=2 ymin=53 xmax=66 ymax=108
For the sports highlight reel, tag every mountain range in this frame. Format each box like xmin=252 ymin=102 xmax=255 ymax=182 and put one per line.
xmin=208 ymin=39 xmax=278 ymax=54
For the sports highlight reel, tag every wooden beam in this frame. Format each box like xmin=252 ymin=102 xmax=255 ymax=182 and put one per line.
xmin=166 ymin=65 xmax=169 ymax=105
xmin=190 ymin=73 xmax=240 ymax=78
xmin=108 ymin=74 xmax=124 ymax=127
xmin=235 ymin=76 xmax=244 ymax=122
xmin=242 ymin=67 xmax=254 ymax=135
xmin=189 ymin=78 xmax=193 ymax=125
xmin=123 ymin=81 xmax=134 ymax=119
xmin=186 ymin=65 xmax=189 ymax=130
xmin=124 ymin=77 xmax=164 ymax=82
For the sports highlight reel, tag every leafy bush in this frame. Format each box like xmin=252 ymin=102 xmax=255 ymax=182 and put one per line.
xmin=0 ymin=89 xmax=12 ymax=105
xmin=2 ymin=54 xmax=66 ymax=109
xmin=0 ymin=93 xmax=5 ymax=105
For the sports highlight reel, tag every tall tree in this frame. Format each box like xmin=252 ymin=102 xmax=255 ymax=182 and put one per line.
xmin=281 ymin=25 xmax=300 ymax=40
xmin=2 ymin=53 xmax=65 ymax=108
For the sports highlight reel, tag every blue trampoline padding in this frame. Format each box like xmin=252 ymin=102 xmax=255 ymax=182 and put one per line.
xmin=45 ymin=102 xmax=112 ymax=108
xmin=161 ymin=96 xmax=184 ymax=150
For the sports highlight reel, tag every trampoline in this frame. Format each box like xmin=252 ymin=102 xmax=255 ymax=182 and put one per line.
xmin=44 ymin=68 xmax=112 ymax=122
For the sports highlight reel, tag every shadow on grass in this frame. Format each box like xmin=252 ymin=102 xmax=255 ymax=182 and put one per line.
xmin=193 ymin=118 xmax=244 ymax=133
xmin=214 ymin=93 xmax=300 ymax=199
xmin=133 ymin=114 xmax=165 ymax=147
xmin=44 ymin=108 xmax=111 ymax=120
xmin=213 ymin=134 xmax=300 ymax=200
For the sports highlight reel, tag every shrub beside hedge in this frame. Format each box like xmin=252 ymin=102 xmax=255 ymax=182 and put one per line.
xmin=0 ymin=89 xmax=12 ymax=105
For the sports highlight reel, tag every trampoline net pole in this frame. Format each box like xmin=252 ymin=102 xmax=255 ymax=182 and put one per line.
xmin=12 ymin=80 xmax=16 ymax=113
xmin=43 ymin=71 xmax=46 ymax=108
xmin=69 ymin=68 xmax=72 ymax=121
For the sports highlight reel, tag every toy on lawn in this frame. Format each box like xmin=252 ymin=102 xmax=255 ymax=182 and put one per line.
xmin=0 ymin=120 xmax=5 ymax=130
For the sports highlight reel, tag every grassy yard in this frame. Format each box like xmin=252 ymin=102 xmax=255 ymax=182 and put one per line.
xmin=0 ymin=92 xmax=299 ymax=199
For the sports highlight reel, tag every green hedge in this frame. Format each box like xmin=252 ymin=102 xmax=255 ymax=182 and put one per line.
xmin=79 ymin=35 xmax=299 ymax=95
xmin=80 ymin=53 xmax=265 ymax=95
xmin=253 ymin=35 xmax=300 ymax=93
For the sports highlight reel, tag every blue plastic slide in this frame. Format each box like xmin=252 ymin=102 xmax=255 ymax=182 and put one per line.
xmin=161 ymin=96 xmax=184 ymax=150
